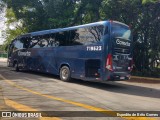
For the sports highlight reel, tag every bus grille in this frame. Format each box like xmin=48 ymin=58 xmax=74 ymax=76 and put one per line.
xmin=114 ymin=48 xmax=130 ymax=54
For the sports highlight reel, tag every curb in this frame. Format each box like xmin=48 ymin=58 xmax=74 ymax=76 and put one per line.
xmin=129 ymin=76 xmax=160 ymax=83
xmin=131 ymin=76 xmax=160 ymax=80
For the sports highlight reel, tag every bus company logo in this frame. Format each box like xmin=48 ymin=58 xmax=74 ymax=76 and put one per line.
xmin=116 ymin=39 xmax=130 ymax=47
xmin=18 ymin=51 xmax=31 ymax=57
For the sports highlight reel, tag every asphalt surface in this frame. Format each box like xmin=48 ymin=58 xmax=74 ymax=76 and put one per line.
xmin=0 ymin=61 xmax=160 ymax=120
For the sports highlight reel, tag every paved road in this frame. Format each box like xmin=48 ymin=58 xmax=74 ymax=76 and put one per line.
xmin=0 ymin=61 xmax=160 ymax=120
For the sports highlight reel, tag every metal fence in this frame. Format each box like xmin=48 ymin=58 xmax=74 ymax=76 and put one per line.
xmin=0 ymin=53 xmax=7 ymax=58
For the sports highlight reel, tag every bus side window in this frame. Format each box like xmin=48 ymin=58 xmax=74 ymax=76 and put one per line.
xmin=23 ymin=37 xmax=31 ymax=48
xmin=36 ymin=35 xmax=45 ymax=48
xmin=30 ymin=37 xmax=40 ymax=48
xmin=86 ymin=25 xmax=104 ymax=44
xmin=13 ymin=39 xmax=24 ymax=52
xmin=39 ymin=34 xmax=57 ymax=48
xmin=49 ymin=33 xmax=60 ymax=47
xmin=41 ymin=34 xmax=54 ymax=47
xmin=48 ymin=34 xmax=55 ymax=47
xmin=55 ymin=31 xmax=70 ymax=46
xmin=72 ymin=28 xmax=87 ymax=45
xmin=69 ymin=29 xmax=82 ymax=46
xmin=71 ymin=26 xmax=104 ymax=46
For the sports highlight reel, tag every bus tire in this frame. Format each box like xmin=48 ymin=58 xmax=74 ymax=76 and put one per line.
xmin=14 ymin=62 xmax=19 ymax=72
xmin=60 ymin=66 xmax=71 ymax=82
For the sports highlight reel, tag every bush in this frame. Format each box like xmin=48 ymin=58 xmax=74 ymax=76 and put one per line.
xmin=131 ymin=68 xmax=160 ymax=78
xmin=0 ymin=53 xmax=8 ymax=58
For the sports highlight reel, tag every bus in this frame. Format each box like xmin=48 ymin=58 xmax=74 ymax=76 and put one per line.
xmin=8 ymin=20 xmax=133 ymax=82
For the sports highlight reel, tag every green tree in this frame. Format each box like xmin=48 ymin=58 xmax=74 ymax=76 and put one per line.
xmin=101 ymin=0 xmax=160 ymax=74
xmin=2 ymin=8 xmax=27 ymax=50
xmin=1 ymin=0 xmax=160 ymax=76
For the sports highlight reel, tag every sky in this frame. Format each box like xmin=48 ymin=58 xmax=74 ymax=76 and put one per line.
xmin=0 ymin=3 xmax=7 ymax=45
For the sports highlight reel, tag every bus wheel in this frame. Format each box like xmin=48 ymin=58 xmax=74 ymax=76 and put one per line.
xmin=14 ymin=62 xmax=19 ymax=72
xmin=60 ymin=66 xmax=71 ymax=82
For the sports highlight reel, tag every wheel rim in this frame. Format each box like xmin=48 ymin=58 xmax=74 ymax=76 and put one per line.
xmin=61 ymin=68 xmax=68 ymax=80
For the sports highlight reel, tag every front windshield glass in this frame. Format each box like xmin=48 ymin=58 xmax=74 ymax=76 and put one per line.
xmin=111 ymin=23 xmax=132 ymax=40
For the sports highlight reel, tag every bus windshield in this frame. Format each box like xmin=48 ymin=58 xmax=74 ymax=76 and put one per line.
xmin=111 ymin=23 xmax=131 ymax=40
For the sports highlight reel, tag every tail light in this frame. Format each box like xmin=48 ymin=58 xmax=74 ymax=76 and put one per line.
xmin=106 ymin=54 xmax=113 ymax=71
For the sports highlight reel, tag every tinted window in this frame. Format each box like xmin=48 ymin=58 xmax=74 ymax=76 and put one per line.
xmin=13 ymin=39 xmax=24 ymax=52
xmin=55 ymin=31 xmax=70 ymax=46
xmin=30 ymin=37 xmax=41 ymax=48
xmin=87 ymin=26 xmax=104 ymax=43
xmin=67 ymin=30 xmax=80 ymax=45
xmin=112 ymin=23 xmax=131 ymax=40
xmin=23 ymin=37 xmax=31 ymax=48
xmin=69 ymin=25 xmax=104 ymax=46
xmin=39 ymin=34 xmax=50 ymax=48
xmin=29 ymin=33 xmax=63 ymax=48
xmin=28 ymin=25 xmax=104 ymax=47
xmin=48 ymin=33 xmax=59 ymax=47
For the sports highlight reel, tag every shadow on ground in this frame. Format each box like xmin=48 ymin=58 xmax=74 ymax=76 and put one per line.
xmin=1 ymin=68 xmax=160 ymax=99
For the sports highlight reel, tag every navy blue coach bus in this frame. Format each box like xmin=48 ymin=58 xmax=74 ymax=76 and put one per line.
xmin=8 ymin=21 xmax=133 ymax=82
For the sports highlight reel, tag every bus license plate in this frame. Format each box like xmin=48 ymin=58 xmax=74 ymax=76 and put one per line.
xmin=120 ymin=77 xmax=125 ymax=80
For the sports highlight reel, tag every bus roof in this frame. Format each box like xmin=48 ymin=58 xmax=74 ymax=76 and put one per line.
xmin=20 ymin=21 xmax=108 ymax=38
xmin=19 ymin=20 xmax=129 ymax=38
